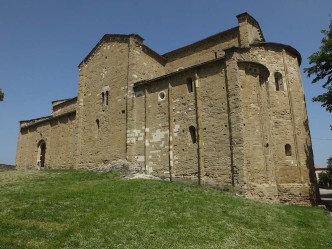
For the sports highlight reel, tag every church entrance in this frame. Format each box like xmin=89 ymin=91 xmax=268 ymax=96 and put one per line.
xmin=37 ymin=141 xmax=46 ymax=168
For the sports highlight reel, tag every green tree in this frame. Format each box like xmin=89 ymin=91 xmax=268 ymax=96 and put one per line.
xmin=0 ymin=89 xmax=4 ymax=101
xmin=304 ymin=20 xmax=332 ymax=114
xmin=327 ymin=156 xmax=332 ymax=175
xmin=318 ymin=171 xmax=330 ymax=188
xmin=319 ymin=157 xmax=332 ymax=188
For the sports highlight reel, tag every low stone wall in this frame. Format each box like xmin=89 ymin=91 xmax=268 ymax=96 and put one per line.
xmin=0 ymin=164 xmax=16 ymax=172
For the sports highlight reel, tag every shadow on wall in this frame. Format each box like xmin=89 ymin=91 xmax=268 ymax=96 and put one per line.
xmin=303 ymin=117 xmax=320 ymax=204
xmin=303 ymin=117 xmax=314 ymax=171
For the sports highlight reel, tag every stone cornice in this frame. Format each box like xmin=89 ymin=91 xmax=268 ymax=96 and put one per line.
xmin=133 ymin=57 xmax=225 ymax=88
xmin=20 ymin=111 xmax=76 ymax=129
xmin=162 ymin=27 xmax=239 ymax=60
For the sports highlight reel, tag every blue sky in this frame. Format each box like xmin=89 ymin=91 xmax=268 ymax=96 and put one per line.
xmin=0 ymin=0 xmax=331 ymax=167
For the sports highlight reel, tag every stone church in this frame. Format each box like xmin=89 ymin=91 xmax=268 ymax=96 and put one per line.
xmin=16 ymin=13 xmax=318 ymax=204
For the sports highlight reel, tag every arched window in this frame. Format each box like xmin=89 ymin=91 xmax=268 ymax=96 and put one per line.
xmin=285 ymin=144 xmax=292 ymax=156
xmin=189 ymin=126 xmax=197 ymax=144
xmin=274 ymin=72 xmax=283 ymax=91
xmin=187 ymin=78 xmax=194 ymax=93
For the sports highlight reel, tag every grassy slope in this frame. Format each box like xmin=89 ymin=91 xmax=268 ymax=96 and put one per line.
xmin=0 ymin=170 xmax=331 ymax=249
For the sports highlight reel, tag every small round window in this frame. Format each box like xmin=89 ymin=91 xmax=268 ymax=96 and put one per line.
xmin=158 ymin=91 xmax=166 ymax=101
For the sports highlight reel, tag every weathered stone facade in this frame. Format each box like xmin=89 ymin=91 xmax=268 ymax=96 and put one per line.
xmin=16 ymin=13 xmax=318 ymax=204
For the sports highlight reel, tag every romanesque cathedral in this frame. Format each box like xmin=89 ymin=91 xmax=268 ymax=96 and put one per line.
xmin=16 ymin=13 xmax=318 ymax=204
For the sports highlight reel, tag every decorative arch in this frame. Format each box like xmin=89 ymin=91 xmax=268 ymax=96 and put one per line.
xmin=37 ymin=140 xmax=46 ymax=168
xmin=237 ymin=61 xmax=270 ymax=83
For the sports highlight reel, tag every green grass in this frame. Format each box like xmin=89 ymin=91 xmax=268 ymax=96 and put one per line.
xmin=0 ymin=170 xmax=331 ymax=249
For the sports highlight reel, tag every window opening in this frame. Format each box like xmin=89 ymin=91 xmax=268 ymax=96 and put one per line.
xmin=275 ymin=77 xmax=280 ymax=91
xmin=105 ymin=91 xmax=109 ymax=105
xmin=187 ymin=78 xmax=194 ymax=93
xmin=274 ymin=72 xmax=283 ymax=91
xmin=96 ymin=119 xmax=100 ymax=137
xmin=285 ymin=144 xmax=292 ymax=156
xmin=102 ymin=91 xmax=109 ymax=106
xmin=189 ymin=126 xmax=197 ymax=144
xmin=158 ymin=91 xmax=166 ymax=101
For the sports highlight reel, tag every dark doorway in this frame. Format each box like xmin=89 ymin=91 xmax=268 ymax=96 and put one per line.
xmin=38 ymin=141 xmax=46 ymax=168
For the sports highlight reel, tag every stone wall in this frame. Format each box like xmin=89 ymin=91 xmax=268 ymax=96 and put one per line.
xmin=48 ymin=113 xmax=77 ymax=168
xmin=75 ymin=36 xmax=130 ymax=167
xmin=126 ymin=36 xmax=166 ymax=166
xmin=164 ymin=28 xmax=239 ymax=73
xmin=16 ymin=120 xmax=52 ymax=169
xmin=134 ymin=59 xmax=234 ymax=187
xmin=52 ymin=97 xmax=77 ymax=117
xmin=199 ymin=62 xmax=233 ymax=188
xmin=222 ymin=45 xmax=317 ymax=203
xmin=16 ymin=112 xmax=76 ymax=169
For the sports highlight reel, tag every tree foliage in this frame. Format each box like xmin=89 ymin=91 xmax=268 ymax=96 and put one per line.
xmin=318 ymin=157 xmax=332 ymax=188
xmin=327 ymin=156 xmax=332 ymax=173
xmin=304 ymin=20 xmax=332 ymax=113
xmin=318 ymin=171 xmax=331 ymax=188
xmin=0 ymin=89 xmax=4 ymax=102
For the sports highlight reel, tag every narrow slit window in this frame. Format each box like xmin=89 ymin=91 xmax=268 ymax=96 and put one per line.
xmin=105 ymin=91 xmax=109 ymax=105
xmin=187 ymin=78 xmax=194 ymax=93
xmin=102 ymin=91 xmax=109 ymax=106
xmin=275 ymin=77 xmax=280 ymax=91
xmin=96 ymin=119 xmax=100 ymax=137
xmin=285 ymin=144 xmax=292 ymax=156
xmin=189 ymin=126 xmax=197 ymax=144
xmin=274 ymin=72 xmax=283 ymax=91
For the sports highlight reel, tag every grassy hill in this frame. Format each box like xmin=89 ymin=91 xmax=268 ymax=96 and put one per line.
xmin=0 ymin=169 xmax=331 ymax=249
